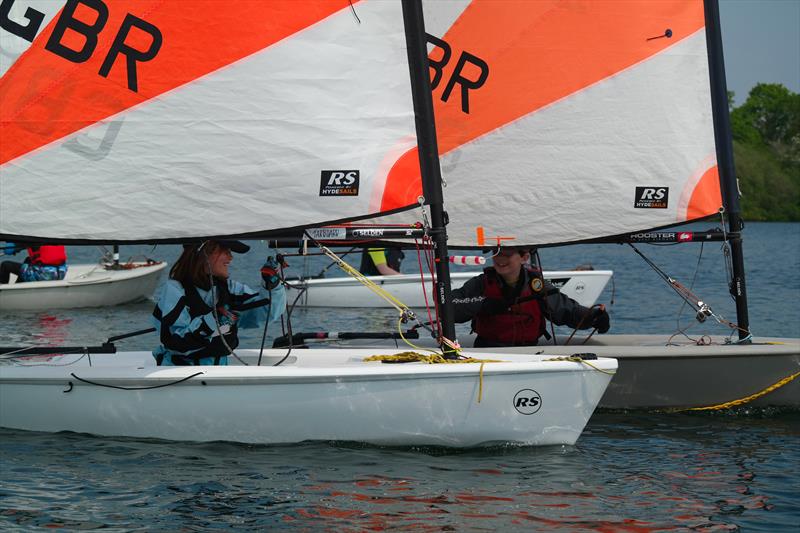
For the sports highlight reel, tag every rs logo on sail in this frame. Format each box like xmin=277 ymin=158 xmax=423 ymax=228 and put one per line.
xmin=319 ymin=170 xmax=360 ymax=197
xmin=0 ymin=0 xmax=162 ymax=93
xmin=634 ymin=187 xmax=669 ymax=209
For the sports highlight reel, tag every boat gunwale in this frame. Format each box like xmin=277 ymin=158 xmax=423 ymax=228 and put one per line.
xmin=0 ymin=356 xmax=618 ymax=386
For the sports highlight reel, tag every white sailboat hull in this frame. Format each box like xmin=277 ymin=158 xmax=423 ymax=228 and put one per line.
xmin=0 ymin=349 xmax=616 ymax=447
xmin=287 ymin=270 xmax=612 ymax=308
xmin=0 ymin=262 xmax=167 ymax=311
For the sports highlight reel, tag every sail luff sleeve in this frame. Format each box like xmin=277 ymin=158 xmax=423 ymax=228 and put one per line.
xmin=401 ymin=0 xmax=456 ymax=345
xmin=703 ymin=0 xmax=749 ymax=339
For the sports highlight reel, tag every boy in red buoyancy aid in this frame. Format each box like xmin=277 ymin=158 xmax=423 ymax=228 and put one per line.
xmin=450 ymin=247 xmax=610 ymax=347
xmin=0 ymin=242 xmax=68 ymax=283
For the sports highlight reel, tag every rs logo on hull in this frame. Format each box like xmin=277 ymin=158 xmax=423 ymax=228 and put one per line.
xmin=513 ymin=389 xmax=542 ymax=415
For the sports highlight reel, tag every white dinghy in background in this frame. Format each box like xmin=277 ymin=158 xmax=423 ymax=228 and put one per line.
xmin=0 ymin=349 xmax=616 ymax=447
xmin=287 ymin=270 xmax=612 ymax=309
xmin=0 ymin=261 xmax=167 ymax=311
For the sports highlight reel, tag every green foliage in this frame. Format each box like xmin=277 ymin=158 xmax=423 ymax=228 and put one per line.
xmin=729 ymin=84 xmax=800 ymax=221
xmin=734 ymin=141 xmax=800 ymax=221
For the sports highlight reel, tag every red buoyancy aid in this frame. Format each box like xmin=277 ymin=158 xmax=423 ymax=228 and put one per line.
xmin=28 ymin=246 xmax=67 ymax=266
xmin=473 ymin=267 xmax=545 ymax=346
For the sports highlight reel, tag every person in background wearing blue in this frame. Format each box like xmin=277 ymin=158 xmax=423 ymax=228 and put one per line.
xmin=0 ymin=242 xmax=68 ymax=284
xmin=151 ymin=239 xmax=286 ymax=366
xmin=359 ymin=246 xmax=404 ymax=276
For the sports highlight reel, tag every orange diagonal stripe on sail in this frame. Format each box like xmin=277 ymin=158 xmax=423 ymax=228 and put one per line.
xmin=380 ymin=0 xmax=707 ymax=211
xmin=0 ymin=0 xmax=351 ymax=165
xmin=432 ymin=0 xmax=706 ymax=153
xmin=687 ymin=166 xmax=722 ymax=219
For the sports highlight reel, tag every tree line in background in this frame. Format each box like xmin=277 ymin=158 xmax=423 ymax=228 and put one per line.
xmin=729 ymin=83 xmax=799 ymax=221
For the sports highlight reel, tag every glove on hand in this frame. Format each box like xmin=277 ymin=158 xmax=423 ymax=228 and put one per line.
xmin=1 ymin=242 xmax=19 ymax=255
xmin=591 ymin=308 xmax=610 ymax=334
xmin=260 ymin=256 xmax=281 ymax=290
xmin=480 ymin=297 xmax=509 ymax=315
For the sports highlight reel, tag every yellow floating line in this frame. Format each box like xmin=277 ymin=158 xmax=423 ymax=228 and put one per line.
xmin=672 ymin=371 xmax=800 ymax=412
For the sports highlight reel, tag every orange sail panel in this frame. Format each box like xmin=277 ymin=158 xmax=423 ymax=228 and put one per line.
xmin=380 ymin=0 xmax=710 ymax=216
xmin=1 ymin=1 xmax=349 ymax=165
xmin=431 ymin=0 xmax=705 ymax=153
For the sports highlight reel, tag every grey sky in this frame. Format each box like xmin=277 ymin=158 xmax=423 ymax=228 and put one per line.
xmin=720 ymin=0 xmax=800 ymax=104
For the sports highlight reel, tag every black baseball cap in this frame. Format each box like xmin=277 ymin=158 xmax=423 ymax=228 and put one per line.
xmin=183 ymin=240 xmax=250 ymax=254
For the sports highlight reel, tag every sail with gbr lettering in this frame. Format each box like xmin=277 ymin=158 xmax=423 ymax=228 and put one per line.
xmin=377 ymin=0 xmax=723 ymax=247
xmin=0 ymin=0 xmax=423 ymax=243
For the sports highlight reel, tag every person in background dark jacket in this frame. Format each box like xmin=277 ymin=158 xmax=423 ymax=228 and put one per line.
xmin=450 ymin=247 xmax=609 ymax=347
xmin=359 ymin=246 xmax=404 ymax=276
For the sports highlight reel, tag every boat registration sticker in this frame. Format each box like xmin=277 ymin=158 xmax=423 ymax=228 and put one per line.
xmin=513 ymin=389 xmax=542 ymax=415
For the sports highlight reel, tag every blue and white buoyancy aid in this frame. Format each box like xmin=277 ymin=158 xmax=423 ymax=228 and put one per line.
xmin=151 ymin=278 xmax=286 ymax=366
xmin=19 ymin=263 xmax=68 ymax=282
xmin=19 ymin=245 xmax=68 ymax=281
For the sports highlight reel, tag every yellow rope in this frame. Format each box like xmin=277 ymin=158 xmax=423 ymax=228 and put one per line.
xmin=363 ymin=351 xmax=503 ymax=364
xmin=478 ymin=361 xmax=485 ymax=403
xmin=363 ymin=352 xmax=503 ymax=405
xmin=396 ymin=317 xmax=441 ymax=355
xmin=318 ymin=244 xmax=463 ymax=355
xmin=318 ymin=244 xmax=411 ymax=312
xmin=543 ymin=355 xmax=617 ymax=375
xmin=671 ymin=371 xmax=800 ymax=412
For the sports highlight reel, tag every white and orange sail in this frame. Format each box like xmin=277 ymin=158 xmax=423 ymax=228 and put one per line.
xmin=0 ymin=0 xmax=421 ymax=242
xmin=379 ymin=0 xmax=724 ymax=247
xmin=1 ymin=0 xmax=725 ymax=248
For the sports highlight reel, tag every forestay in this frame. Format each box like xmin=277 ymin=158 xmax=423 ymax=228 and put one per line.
xmin=0 ymin=0 xmax=421 ymax=242
xmin=377 ymin=0 xmax=722 ymax=247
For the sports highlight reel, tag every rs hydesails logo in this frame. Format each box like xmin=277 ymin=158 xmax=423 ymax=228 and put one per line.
xmin=319 ymin=170 xmax=359 ymax=196
xmin=634 ymin=187 xmax=669 ymax=209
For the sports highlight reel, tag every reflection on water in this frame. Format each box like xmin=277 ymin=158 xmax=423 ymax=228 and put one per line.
xmin=30 ymin=315 xmax=71 ymax=346
xmin=1 ymin=413 xmax=798 ymax=531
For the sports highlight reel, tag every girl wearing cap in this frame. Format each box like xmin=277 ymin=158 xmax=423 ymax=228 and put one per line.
xmin=151 ymin=240 xmax=286 ymax=365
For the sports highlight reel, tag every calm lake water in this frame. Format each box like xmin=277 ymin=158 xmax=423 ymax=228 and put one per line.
xmin=1 ymin=221 xmax=799 ymax=530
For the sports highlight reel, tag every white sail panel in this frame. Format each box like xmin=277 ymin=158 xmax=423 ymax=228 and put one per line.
xmin=439 ymin=30 xmax=718 ymax=247
xmin=374 ymin=0 xmax=721 ymax=248
xmin=0 ymin=1 xmax=418 ymax=242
